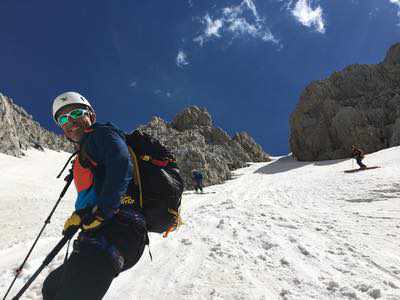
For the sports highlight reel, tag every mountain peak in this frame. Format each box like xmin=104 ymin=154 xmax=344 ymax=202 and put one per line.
xmin=384 ymin=43 xmax=400 ymax=65
xmin=171 ymin=106 xmax=213 ymax=131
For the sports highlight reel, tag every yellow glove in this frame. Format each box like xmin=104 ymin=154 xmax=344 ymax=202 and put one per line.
xmin=63 ymin=213 xmax=82 ymax=236
xmin=81 ymin=214 xmax=104 ymax=231
xmin=63 ymin=207 xmax=105 ymax=236
xmin=81 ymin=206 xmax=105 ymax=231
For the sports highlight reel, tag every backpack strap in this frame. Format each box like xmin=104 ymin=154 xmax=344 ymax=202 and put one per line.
xmin=127 ymin=146 xmax=144 ymax=209
xmin=140 ymin=155 xmax=177 ymax=168
xmin=77 ymin=129 xmax=99 ymax=170
xmin=127 ymin=146 xmax=183 ymax=237
xmin=78 ymin=146 xmax=98 ymax=170
xmin=57 ymin=150 xmax=79 ymax=179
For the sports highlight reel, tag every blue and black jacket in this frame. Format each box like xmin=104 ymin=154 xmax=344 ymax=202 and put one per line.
xmin=73 ymin=122 xmax=133 ymax=219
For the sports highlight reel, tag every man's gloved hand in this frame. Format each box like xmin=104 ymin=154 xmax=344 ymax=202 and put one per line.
xmin=63 ymin=212 xmax=82 ymax=237
xmin=81 ymin=206 xmax=105 ymax=231
xmin=62 ymin=206 xmax=106 ymax=236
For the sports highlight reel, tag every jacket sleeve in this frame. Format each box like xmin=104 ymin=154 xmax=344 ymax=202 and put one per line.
xmin=84 ymin=127 xmax=133 ymax=218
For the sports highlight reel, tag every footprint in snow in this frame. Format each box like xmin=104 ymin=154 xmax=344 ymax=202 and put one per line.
xmin=280 ymin=289 xmax=290 ymax=299
xmin=220 ymin=199 xmax=234 ymax=205
xmin=181 ymin=238 xmax=192 ymax=246
xmin=383 ymin=280 xmax=399 ymax=289
xmin=326 ymin=280 xmax=339 ymax=291
xmin=390 ymin=266 xmax=400 ymax=274
xmin=280 ymin=258 xmax=290 ymax=266
xmin=276 ymin=223 xmax=298 ymax=230
xmin=327 ymin=247 xmax=346 ymax=256
xmin=261 ymin=241 xmax=277 ymax=251
xmin=368 ymin=289 xmax=382 ymax=299
xmin=247 ymin=236 xmax=256 ymax=242
xmin=201 ymin=237 xmax=213 ymax=244
xmin=220 ymin=199 xmax=235 ymax=209
xmin=333 ymin=265 xmax=351 ymax=274
xmin=293 ymin=278 xmax=301 ymax=285
xmin=298 ymin=245 xmax=311 ymax=256
xmin=257 ymin=254 xmax=267 ymax=261
xmin=339 ymin=287 xmax=358 ymax=299
xmin=209 ymin=243 xmax=224 ymax=258
xmin=232 ymin=229 xmax=238 ymax=238
xmin=216 ymin=219 xmax=224 ymax=229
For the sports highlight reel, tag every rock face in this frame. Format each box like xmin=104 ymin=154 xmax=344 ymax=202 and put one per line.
xmin=137 ymin=106 xmax=271 ymax=188
xmin=233 ymin=132 xmax=270 ymax=162
xmin=290 ymin=43 xmax=400 ymax=161
xmin=0 ymin=93 xmax=74 ymax=156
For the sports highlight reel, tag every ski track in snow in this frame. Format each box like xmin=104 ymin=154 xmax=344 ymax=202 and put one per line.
xmin=1 ymin=148 xmax=400 ymax=299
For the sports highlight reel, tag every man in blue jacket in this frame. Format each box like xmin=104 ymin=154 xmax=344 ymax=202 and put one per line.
xmin=191 ymin=169 xmax=204 ymax=193
xmin=42 ymin=92 xmax=147 ymax=300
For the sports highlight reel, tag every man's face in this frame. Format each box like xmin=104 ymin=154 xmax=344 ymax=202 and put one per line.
xmin=56 ymin=104 xmax=95 ymax=142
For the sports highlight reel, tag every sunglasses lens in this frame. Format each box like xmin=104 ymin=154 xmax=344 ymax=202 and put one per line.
xmin=70 ymin=109 xmax=84 ymax=119
xmin=57 ymin=108 xmax=87 ymax=127
xmin=58 ymin=115 xmax=69 ymax=127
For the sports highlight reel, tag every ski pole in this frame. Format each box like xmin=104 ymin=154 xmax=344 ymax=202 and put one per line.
xmin=3 ymin=170 xmax=73 ymax=300
xmin=11 ymin=231 xmax=77 ymax=300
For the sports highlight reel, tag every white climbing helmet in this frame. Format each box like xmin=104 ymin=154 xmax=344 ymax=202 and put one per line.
xmin=52 ymin=91 xmax=93 ymax=122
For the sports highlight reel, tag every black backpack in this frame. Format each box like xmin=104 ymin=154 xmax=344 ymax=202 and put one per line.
xmin=125 ymin=130 xmax=184 ymax=235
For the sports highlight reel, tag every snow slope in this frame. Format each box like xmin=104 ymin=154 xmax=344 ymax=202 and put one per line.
xmin=1 ymin=147 xmax=400 ymax=300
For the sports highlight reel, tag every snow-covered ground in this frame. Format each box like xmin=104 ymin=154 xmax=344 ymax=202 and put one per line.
xmin=1 ymin=147 xmax=400 ymax=300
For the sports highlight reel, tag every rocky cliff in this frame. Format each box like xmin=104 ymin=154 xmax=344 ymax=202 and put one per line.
xmin=290 ymin=43 xmax=400 ymax=161
xmin=137 ymin=106 xmax=270 ymax=188
xmin=0 ymin=93 xmax=74 ymax=156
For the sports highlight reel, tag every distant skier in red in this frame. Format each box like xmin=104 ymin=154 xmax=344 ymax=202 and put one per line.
xmin=351 ymin=145 xmax=367 ymax=169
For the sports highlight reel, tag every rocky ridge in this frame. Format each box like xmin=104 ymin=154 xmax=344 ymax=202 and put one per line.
xmin=0 ymin=93 xmax=74 ymax=156
xmin=290 ymin=43 xmax=400 ymax=161
xmin=138 ymin=106 xmax=270 ymax=188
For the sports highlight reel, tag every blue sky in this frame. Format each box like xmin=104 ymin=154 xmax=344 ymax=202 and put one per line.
xmin=0 ymin=0 xmax=399 ymax=155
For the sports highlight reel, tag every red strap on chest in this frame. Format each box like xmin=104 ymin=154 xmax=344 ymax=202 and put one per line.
xmin=150 ymin=159 xmax=169 ymax=167
xmin=140 ymin=155 xmax=173 ymax=167
xmin=73 ymin=158 xmax=94 ymax=192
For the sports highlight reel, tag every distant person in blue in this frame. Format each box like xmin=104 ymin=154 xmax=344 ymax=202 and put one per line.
xmin=191 ymin=169 xmax=204 ymax=193
xmin=42 ymin=92 xmax=147 ymax=300
xmin=351 ymin=145 xmax=367 ymax=169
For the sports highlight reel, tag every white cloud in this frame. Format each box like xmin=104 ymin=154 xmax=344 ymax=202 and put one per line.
xmin=193 ymin=36 xmax=205 ymax=47
xmin=193 ymin=14 xmax=223 ymax=46
xmin=291 ymin=0 xmax=325 ymax=33
xmin=243 ymin=0 xmax=261 ymax=21
xmin=193 ymin=0 xmax=279 ymax=46
xmin=204 ymin=15 xmax=223 ymax=38
xmin=368 ymin=7 xmax=379 ymax=19
xmin=154 ymin=89 xmax=174 ymax=99
xmin=390 ymin=0 xmax=400 ymax=20
xmin=229 ymin=18 xmax=258 ymax=35
xmin=176 ymin=50 xmax=189 ymax=67
xmin=129 ymin=81 xmax=137 ymax=88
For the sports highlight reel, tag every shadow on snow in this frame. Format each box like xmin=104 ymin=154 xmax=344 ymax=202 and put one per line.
xmin=255 ymin=155 xmax=350 ymax=175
